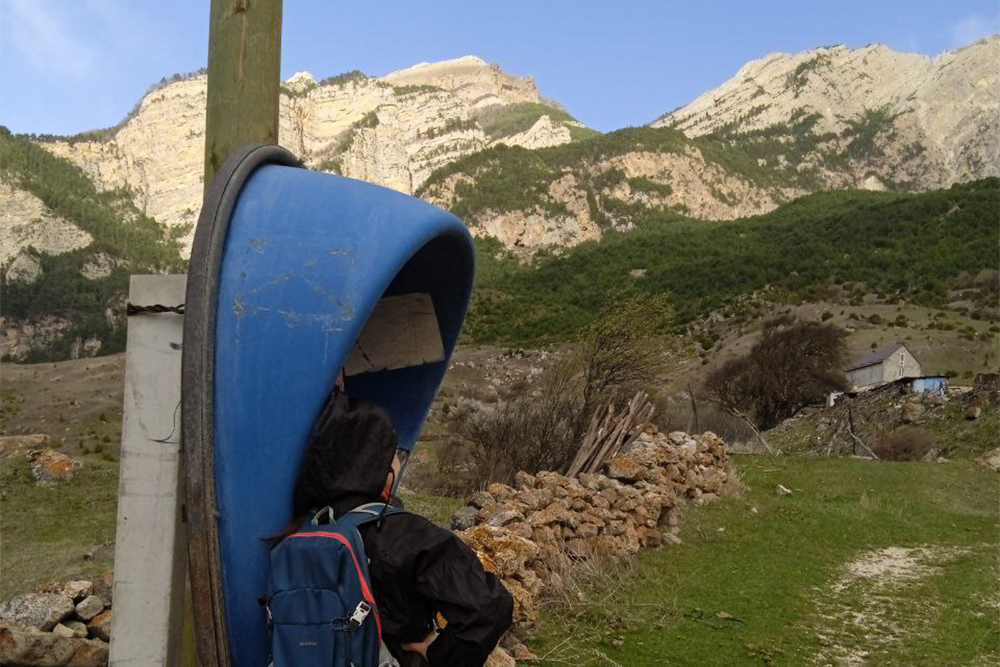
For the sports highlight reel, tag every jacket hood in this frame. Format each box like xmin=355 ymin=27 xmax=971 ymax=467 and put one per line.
xmin=292 ymin=391 xmax=398 ymax=518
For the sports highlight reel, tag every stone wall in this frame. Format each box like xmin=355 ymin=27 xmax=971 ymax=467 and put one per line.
xmin=452 ymin=429 xmax=732 ymax=661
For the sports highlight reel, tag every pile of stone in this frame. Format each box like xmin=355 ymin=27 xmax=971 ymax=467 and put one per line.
xmin=0 ymin=579 xmax=112 ymax=667
xmin=452 ymin=429 xmax=731 ymax=640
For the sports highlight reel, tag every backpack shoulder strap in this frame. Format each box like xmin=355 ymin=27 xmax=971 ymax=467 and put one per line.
xmin=338 ymin=503 xmax=406 ymax=529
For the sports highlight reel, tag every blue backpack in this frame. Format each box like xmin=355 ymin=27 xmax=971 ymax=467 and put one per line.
xmin=266 ymin=503 xmax=402 ymax=667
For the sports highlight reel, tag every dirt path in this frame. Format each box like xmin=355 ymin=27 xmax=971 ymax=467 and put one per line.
xmin=812 ymin=544 xmax=974 ymax=666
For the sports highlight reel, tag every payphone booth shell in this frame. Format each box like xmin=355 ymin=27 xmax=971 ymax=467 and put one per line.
xmin=182 ymin=145 xmax=475 ymax=666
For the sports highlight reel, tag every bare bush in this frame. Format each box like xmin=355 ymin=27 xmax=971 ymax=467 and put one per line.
xmin=873 ymin=427 xmax=934 ymax=461
xmin=444 ymin=360 xmax=586 ymax=493
xmin=440 ymin=295 xmax=677 ymax=494
xmin=706 ymin=315 xmax=848 ymax=434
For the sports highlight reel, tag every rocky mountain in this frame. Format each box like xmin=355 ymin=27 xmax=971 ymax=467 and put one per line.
xmin=34 ymin=56 xmax=587 ymax=256
xmin=3 ymin=43 xmax=998 ymax=361
xmin=654 ymin=37 xmax=999 ymax=191
xmin=422 ymin=38 xmax=999 ymax=253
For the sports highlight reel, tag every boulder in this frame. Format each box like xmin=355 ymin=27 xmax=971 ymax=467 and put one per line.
xmin=26 ymin=450 xmax=82 ymax=485
xmin=0 ymin=592 xmax=75 ymax=631
xmin=0 ymin=435 xmax=50 ymax=458
xmin=900 ymin=398 xmax=925 ymax=423
xmin=486 ymin=509 xmax=523 ymax=528
xmin=450 ymin=506 xmax=478 ymax=531
xmin=0 ymin=622 xmax=108 ymax=667
xmin=980 ymin=448 xmax=1000 ymax=472
xmin=485 ymin=646 xmax=516 ymax=667
xmin=87 ymin=610 xmax=112 ymax=642
xmin=64 ymin=621 xmax=89 ymax=639
xmin=467 ymin=491 xmax=495 ymax=509
xmin=74 ymin=596 xmax=104 ymax=623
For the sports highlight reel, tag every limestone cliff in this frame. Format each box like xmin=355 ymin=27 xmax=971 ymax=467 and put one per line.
xmin=39 ymin=57 xmax=582 ymax=256
xmin=653 ymin=37 xmax=1000 ymax=190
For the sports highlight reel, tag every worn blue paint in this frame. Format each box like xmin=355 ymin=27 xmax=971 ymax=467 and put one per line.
xmin=910 ymin=376 xmax=948 ymax=394
xmin=212 ymin=165 xmax=474 ymax=665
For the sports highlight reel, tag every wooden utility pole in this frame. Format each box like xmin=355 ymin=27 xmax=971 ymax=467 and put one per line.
xmin=182 ymin=3 xmax=282 ymax=665
xmin=203 ymin=0 xmax=283 ymax=193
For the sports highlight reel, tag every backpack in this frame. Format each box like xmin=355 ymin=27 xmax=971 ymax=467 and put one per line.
xmin=266 ymin=503 xmax=403 ymax=667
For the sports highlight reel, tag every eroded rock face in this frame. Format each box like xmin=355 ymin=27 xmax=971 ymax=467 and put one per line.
xmin=453 ymin=429 xmax=732 ymax=634
xmin=37 ymin=57 xmax=562 ymax=258
xmin=491 ymin=115 xmax=572 ymax=150
xmin=654 ymin=38 xmax=1000 ymax=190
xmin=0 ymin=316 xmax=73 ymax=361
xmin=0 ymin=181 xmax=93 ymax=266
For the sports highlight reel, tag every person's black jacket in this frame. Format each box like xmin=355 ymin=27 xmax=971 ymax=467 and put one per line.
xmin=291 ymin=390 xmax=513 ymax=667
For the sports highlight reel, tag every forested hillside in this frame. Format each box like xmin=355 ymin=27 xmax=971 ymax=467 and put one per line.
xmin=0 ymin=129 xmax=185 ymax=361
xmin=465 ymin=178 xmax=1000 ymax=345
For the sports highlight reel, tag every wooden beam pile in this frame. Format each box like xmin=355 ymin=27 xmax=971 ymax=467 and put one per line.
xmin=566 ymin=391 xmax=655 ymax=476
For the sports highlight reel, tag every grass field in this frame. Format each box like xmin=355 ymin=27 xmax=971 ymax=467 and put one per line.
xmin=530 ymin=455 xmax=999 ymax=666
xmin=0 ymin=454 xmax=118 ymax=600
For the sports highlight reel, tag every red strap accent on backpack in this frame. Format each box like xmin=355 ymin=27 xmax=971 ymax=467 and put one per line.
xmin=288 ymin=531 xmax=383 ymax=640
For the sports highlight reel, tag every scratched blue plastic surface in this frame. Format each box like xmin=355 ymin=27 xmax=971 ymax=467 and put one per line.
xmin=212 ymin=165 xmax=474 ymax=665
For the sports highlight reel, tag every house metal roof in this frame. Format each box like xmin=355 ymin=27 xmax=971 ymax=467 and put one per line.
xmin=845 ymin=342 xmax=907 ymax=372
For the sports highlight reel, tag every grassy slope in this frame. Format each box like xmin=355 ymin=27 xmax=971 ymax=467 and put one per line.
xmin=531 ymin=455 xmax=999 ymax=666
xmin=466 ymin=179 xmax=1000 ymax=346
xmin=1 ymin=455 xmax=119 ymax=600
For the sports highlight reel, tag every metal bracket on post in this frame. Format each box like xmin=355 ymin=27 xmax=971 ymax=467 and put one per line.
xmin=110 ymin=274 xmax=188 ymax=666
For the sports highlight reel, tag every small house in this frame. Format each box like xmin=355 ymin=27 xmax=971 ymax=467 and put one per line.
xmin=845 ymin=342 xmax=922 ymax=390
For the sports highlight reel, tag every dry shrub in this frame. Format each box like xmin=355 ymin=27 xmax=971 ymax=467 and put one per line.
xmin=873 ymin=427 xmax=934 ymax=461
xmin=438 ymin=294 xmax=678 ymax=495
xmin=442 ymin=360 xmax=585 ymax=494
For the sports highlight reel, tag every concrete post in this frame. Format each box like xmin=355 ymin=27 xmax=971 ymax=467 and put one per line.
xmin=110 ymin=275 xmax=188 ymax=666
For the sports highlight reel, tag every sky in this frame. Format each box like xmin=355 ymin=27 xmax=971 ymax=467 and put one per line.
xmin=1 ymin=0 xmax=997 ymax=136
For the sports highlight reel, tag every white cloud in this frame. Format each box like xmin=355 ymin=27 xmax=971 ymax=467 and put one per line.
xmin=2 ymin=0 xmax=98 ymax=80
xmin=950 ymin=14 xmax=1000 ymax=48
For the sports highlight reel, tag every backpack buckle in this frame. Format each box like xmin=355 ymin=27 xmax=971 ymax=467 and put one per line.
xmin=347 ymin=600 xmax=371 ymax=633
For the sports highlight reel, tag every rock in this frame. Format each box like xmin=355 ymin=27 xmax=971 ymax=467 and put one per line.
xmin=52 ymin=622 xmax=77 ymax=638
xmin=980 ymin=448 xmax=1000 ymax=472
xmin=467 ymin=491 xmax=495 ymax=509
xmin=87 ymin=610 xmax=112 ymax=642
xmin=64 ymin=621 xmax=89 ymax=639
xmin=512 ymin=642 xmax=537 ymax=661
xmin=486 ymin=483 xmax=515 ymax=502
xmin=0 ymin=622 xmax=76 ymax=666
xmin=921 ymin=447 xmax=941 ymax=462
xmin=74 ymin=596 xmax=104 ymax=622
xmin=487 ymin=509 xmax=522 ymax=528
xmin=696 ymin=492 xmax=720 ymax=505
xmin=450 ymin=506 xmax=478 ymax=531
xmin=26 ymin=449 xmax=82 ymax=485
xmin=663 ymin=533 xmax=683 ymax=546
xmin=5 ymin=252 xmax=43 ymax=284
xmin=605 ymin=455 xmax=647 ymax=483
xmin=0 ymin=434 xmax=50 ymax=457
xmin=512 ymin=471 xmax=536 ymax=490
xmin=0 ymin=592 xmax=75 ymax=631
xmin=901 ymin=398 xmax=925 ymax=423
xmin=50 ymin=581 xmax=93 ymax=603
xmin=0 ymin=621 xmax=109 ymax=666
xmin=776 ymin=484 xmax=793 ymax=496
xmin=485 ymin=646 xmax=516 ymax=667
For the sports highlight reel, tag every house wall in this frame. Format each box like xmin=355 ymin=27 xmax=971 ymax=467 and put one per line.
xmin=847 ymin=363 xmax=884 ymax=389
xmin=881 ymin=346 xmax=922 ymax=383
